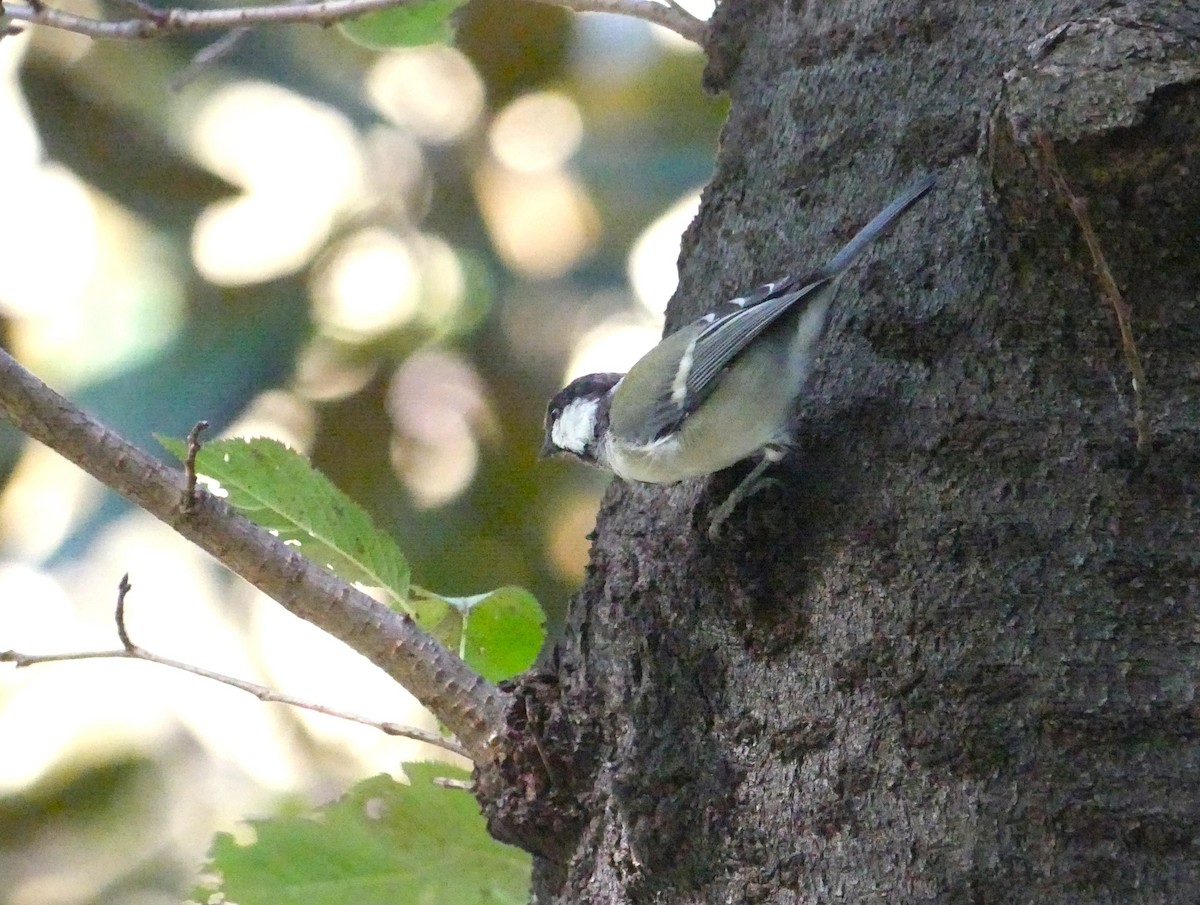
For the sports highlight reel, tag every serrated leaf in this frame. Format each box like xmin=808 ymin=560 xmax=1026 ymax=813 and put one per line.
xmin=337 ymin=0 xmax=465 ymax=49
xmin=197 ymin=764 xmax=530 ymax=905
xmin=159 ymin=436 xmax=410 ymax=607
xmin=420 ymin=587 xmax=544 ymax=682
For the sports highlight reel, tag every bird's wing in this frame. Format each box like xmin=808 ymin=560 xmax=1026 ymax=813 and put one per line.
xmin=628 ymin=275 xmax=830 ymax=444
xmin=632 ymin=171 xmax=937 ymax=444
xmin=680 ymin=275 xmax=831 ymax=407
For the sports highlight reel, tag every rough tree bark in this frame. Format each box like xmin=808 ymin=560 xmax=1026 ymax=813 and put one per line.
xmin=479 ymin=0 xmax=1200 ymax=901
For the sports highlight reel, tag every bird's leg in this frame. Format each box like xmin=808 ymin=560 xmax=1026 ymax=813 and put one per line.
xmin=707 ymin=444 xmax=787 ymax=539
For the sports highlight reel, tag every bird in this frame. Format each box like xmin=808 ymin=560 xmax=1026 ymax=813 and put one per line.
xmin=540 ymin=173 xmax=937 ymax=537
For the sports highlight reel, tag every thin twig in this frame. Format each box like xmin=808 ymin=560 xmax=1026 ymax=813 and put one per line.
xmin=171 ymin=27 xmax=250 ymax=91
xmin=183 ymin=419 xmax=208 ymax=512
xmin=1 ymin=645 xmax=470 ymax=755
xmin=1036 ymin=135 xmax=1150 ymax=452
xmin=3 ymin=0 xmax=707 ymax=45
xmin=1 ymin=575 xmax=469 ymax=758
xmin=115 ymin=572 xmax=134 ymax=649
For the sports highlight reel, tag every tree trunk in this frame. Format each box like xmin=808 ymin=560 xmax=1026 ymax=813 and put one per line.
xmin=481 ymin=1 xmax=1200 ymax=901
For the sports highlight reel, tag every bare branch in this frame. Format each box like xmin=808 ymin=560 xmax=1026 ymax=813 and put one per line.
xmin=0 ymin=347 xmax=509 ymax=763
xmin=2 ymin=0 xmax=707 ymax=45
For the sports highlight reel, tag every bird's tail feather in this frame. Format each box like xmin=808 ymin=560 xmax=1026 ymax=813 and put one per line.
xmin=823 ymin=172 xmax=937 ymax=276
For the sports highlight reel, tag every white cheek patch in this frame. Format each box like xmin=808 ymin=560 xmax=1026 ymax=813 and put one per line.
xmin=551 ymin=397 xmax=601 ymax=454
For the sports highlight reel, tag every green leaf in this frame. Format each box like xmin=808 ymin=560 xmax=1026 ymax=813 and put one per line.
xmin=419 ymin=587 xmax=544 ymax=682
xmin=408 ymin=590 xmax=452 ymax=634
xmin=159 ymin=436 xmax=410 ymax=607
xmin=158 ymin=436 xmax=544 ymax=680
xmin=337 ymin=0 xmax=465 ymax=49
xmin=197 ymin=764 xmax=531 ymax=905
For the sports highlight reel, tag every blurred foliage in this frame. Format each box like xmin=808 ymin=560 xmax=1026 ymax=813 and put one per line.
xmin=0 ymin=5 xmax=725 ymax=904
xmin=0 ymin=754 xmax=192 ymax=903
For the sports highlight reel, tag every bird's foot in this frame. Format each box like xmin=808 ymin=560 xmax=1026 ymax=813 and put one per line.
xmin=707 ymin=455 xmax=780 ymax=540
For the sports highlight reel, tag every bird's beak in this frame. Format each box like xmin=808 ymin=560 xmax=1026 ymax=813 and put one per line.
xmin=538 ymin=436 xmax=557 ymax=460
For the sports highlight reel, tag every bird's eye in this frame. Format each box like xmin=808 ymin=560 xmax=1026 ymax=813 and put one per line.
xmin=549 ymin=405 xmax=561 ymax=420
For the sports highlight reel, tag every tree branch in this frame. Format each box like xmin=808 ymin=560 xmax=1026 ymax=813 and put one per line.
xmin=2 ymin=574 xmax=470 ymax=757
xmin=1 ymin=0 xmax=708 ymax=46
xmin=0 ymin=347 xmax=509 ymax=764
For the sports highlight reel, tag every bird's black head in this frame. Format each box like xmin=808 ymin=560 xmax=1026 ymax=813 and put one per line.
xmin=540 ymin=372 xmax=623 ymax=465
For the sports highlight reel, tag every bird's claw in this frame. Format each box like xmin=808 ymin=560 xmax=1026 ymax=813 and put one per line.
xmin=706 ymin=458 xmax=781 ymax=540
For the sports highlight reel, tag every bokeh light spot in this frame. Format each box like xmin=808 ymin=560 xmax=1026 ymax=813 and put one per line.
xmin=221 ymin=389 xmax=317 ymax=454
xmin=294 ymin=339 xmax=380 ymax=404
xmin=188 ymin=80 xmax=365 ymax=285
xmin=313 ymin=228 xmax=420 ymax=339
xmin=0 ymin=445 xmax=100 ymax=561
xmin=476 ymin=163 xmax=600 ymax=280
xmin=564 ymin=314 xmax=660 ymax=382
xmin=545 ymin=491 xmax=604 ymax=582
xmin=489 ymin=91 xmax=584 ymax=175
xmin=362 ymin=126 xmax=432 ymax=219
xmin=628 ymin=189 xmax=701 ymax=317
xmin=367 ymin=46 xmax=484 ymax=144
xmin=387 ymin=351 xmax=494 ymax=508
xmin=0 ymin=164 xmax=98 ymax=322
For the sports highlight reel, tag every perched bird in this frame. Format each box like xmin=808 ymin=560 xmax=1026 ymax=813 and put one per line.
xmin=541 ymin=173 xmax=936 ymax=537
